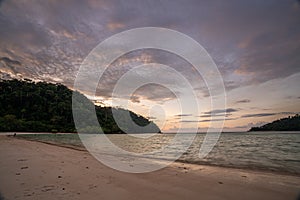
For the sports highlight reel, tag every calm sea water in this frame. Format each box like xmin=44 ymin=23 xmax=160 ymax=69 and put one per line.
xmin=186 ymin=132 xmax=300 ymax=174
xmin=14 ymin=131 xmax=300 ymax=174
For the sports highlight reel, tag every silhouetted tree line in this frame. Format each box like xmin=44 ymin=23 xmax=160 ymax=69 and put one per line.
xmin=249 ymin=114 xmax=300 ymax=131
xmin=0 ymin=79 xmax=160 ymax=133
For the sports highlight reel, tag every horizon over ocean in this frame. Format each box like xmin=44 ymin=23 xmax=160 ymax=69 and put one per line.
xmin=7 ymin=131 xmax=300 ymax=175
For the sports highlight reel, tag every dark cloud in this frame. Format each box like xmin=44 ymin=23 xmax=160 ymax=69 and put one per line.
xmin=0 ymin=15 xmax=53 ymax=52
xmin=0 ymin=57 xmax=21 ymax=66
xmin=0 ymin=57 xmax=21 ymax=74
xmin=224 ymin=81 xmax=241 ymax=91
xmin=241 ymin=113 xmax=276 ymax=118
xmin=199 ymin=113 xmax=232 ymax=118
xmin=204 ymin=108 xmax=238 ymax=115
xmin=280 ymin=112 xmax=298 ymax=115
xmin=201 ymin=118 xmax=237 ymax=123
xmin=201 ymin=0 xmax=300 ymax=86
xmin=235 ymin=99 xmax=251 ymax=104
xmin=181 ymin=117 xmax=237 ymax=123
xmin=174 ymin=114 xmax=193 ymax=117
xmin=180 ymin=120 xmax=199 ymax=123
xmin=287 ymin=96 xmax=300 ymax=100
xmin=233 ymin=1 xmax=300 ymax=84
xmin=241 ymin=112 xmax=299 ymax=118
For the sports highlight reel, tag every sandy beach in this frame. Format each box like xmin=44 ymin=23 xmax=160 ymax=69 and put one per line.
xmin=0 ymin=136 xmax=299 ymax=200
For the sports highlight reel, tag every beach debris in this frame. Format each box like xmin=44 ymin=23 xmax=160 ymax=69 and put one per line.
xmin=218 ymin=181 xmax=223 ymax=184
xmin=21 ymin=166 xmax=28 ymax=169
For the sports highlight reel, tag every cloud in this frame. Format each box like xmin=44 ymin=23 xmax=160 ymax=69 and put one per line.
xmin=203 ymin=1 xmax=300 ymax=87
xmin=133 ymin=84 xmax=177 ymax=103
xmin=0 ymin=0 xmax=4 ymax=7
xmin=180 ymin=120 xmax=199 ymax=123
xmin=241 ymin=113 xmax=276 ymax=118
xmin=180 ymin=117 xmax=237 ymax=123
xmin=130 ymin=95 xmax=140 ymax=103
xmin=241 ymin=112 xmax=298 ymax=118
xmin=204 ymin=108 xmax=238 ymax=115
xmin=0 ymin=57 xmax=22 ymax=74
xmin=107 ymin=22 xmax=124 ymax=31
xmin=280 ymin=112 xmax=299 ymax=115
xmin=0 ymin=57 xmax=21 ymax=66
xmin=174 ymin=114 xmax=193 ymax=117
xmin=235 ymin=99 xmax=250 ymax=104
xmin=234 ymin=13 xmax=300 ymax=84
xmin=0 ymin=0 xmax=113 ymax=86
xmin=201 ymin=118 xmax=237 ymax=122
xmin=200 ymin=113 xmax=232 ymax=118
xmin=0 ymin=0 xmax=299 ymax=108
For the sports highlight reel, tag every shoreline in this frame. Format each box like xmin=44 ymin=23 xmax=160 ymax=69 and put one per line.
xmin=0 ymin=135 xmax=299 ymax=200
xmin=12 ymin=135 xmax=300 ymax=177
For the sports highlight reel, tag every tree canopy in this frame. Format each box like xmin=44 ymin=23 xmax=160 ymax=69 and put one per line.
xmin=249 ymin=114 xmax=300 ymax=131
xmin=0 ymin=79 xmax=161 ymax=133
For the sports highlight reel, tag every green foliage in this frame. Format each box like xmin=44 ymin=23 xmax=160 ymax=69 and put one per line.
xmin=249 ymin=114 xmax=300 ymax=131
xmin=0 ymin=79 xmax=161 ymax=133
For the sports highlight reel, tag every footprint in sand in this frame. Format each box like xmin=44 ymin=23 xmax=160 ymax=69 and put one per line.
xmin=41 ymin=185 xmax=55 ymax=192
xmin=17 ymin=159 xmax=28 ymax=162
xmin=24 ymin=191 xmax=35 ymax=197
xmin=88 ymin=184 xmax=97 ymax=189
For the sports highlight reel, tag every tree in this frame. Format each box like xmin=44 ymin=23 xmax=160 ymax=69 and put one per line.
xmin=0 ymin=79 xmax=161 ymax=133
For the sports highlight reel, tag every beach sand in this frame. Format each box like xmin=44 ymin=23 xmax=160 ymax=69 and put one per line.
xmin=0 ymin=136 xmax=299 ymax=200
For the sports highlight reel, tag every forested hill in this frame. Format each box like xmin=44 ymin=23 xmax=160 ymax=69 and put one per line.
xmin=249 ymin=114 xmax=300 ymax=132
xmin=0 ymin=79 xmax=161 ymax=133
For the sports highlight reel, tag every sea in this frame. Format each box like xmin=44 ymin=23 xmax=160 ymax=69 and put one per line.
xmin=7 ymin=131 xmax=300 ymax=175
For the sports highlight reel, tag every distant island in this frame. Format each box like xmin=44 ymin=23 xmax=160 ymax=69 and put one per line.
xmin=249 ymin=114 xmax=300 ymax=131
xmin=0 ymin=79 xmax=161 ymax=133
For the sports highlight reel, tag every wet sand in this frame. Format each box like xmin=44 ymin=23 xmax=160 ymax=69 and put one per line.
xmin=0 ymin=136 xmax=299 ymax=200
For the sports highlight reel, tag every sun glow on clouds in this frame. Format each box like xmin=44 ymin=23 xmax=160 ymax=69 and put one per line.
xmin=107 ymin=22 xmax=125 ymax=31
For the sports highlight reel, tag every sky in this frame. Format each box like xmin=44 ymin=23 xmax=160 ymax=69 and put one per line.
xmin=0 ymin=0 xmax=299 ymax=132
